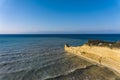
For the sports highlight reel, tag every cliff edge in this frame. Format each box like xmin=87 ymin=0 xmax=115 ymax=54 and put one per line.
xmin=64 ymin=40 xmax=120 ymax=76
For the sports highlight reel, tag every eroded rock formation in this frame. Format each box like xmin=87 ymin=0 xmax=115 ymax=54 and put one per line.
xmin=64 ymin=40 xmax=120 ymax=76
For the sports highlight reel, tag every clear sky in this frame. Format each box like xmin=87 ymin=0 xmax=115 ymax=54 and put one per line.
xmin=0 ymin=0 xmax=120 ymax=34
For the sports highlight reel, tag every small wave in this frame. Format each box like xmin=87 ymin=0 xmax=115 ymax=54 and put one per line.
xmin=44 ymin=65 xmax=95 ymax=80
xmin=0 ymin=52 xmax=67 ymax=74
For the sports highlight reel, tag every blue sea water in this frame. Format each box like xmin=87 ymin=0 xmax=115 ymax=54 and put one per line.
xmin=0 ymin=34 xmax=120 ymax=80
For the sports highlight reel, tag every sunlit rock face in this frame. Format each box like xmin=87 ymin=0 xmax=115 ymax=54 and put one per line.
xmin=64 ymin=40 xmax=120 ymax=76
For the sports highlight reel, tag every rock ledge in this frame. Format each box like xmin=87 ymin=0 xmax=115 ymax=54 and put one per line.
xmin=64 ymin=40 xmax=120 ymax=76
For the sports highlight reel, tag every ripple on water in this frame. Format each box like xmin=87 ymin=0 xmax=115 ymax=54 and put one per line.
xmin=0 ymin=37 xmax=120 ymax=80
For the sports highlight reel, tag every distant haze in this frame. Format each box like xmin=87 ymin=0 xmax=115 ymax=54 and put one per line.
xmin=0 ymin=0 xmax=120 ymax=34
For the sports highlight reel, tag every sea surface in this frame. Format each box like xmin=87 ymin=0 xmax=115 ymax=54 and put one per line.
xmin=0 ymin=34 xmax=120 ymax=80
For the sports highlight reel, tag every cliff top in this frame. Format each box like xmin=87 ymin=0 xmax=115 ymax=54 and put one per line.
xmin=86 ymin=40 xmax=120 ymax=48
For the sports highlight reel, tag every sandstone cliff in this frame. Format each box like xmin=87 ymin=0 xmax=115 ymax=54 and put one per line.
xmin=64 ymin=40 xmax=120 ymax=76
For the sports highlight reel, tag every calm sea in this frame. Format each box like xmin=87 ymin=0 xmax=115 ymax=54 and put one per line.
xmin=0 ymin=34 xmax=120 ymax=80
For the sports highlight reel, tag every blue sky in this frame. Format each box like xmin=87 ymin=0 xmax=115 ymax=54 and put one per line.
xmin=0 ymin=0 xmax=120 ymax=34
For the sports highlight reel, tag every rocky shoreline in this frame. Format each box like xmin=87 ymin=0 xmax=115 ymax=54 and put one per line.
xmin=64 ymin=40 xmax=120 ymax=76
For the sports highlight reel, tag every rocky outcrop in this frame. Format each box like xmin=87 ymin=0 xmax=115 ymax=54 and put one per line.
xmin=64 ymin=40 xmax=120 ymax=76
